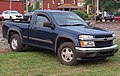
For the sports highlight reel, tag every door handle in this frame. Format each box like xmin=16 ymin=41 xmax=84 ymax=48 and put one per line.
xmin=34 ymin=27 xmax=37 ymax=31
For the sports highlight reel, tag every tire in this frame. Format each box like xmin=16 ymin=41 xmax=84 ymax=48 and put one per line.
xmin=110 ymin=19 xmax=113 ymax=22
xmin=10 ymin=17 xmax=13 ymax=21
xmin=99 ymin=17 xmax=102 ymax=22
xmin=20 ymin=19 xmax=23 ymax=21
xmin=57 ymin=42 xmax=78 ymax=66
xmin=105 ymin=19 xmax=108 ymax=22
xmin=10 ymin=34 xmax=24 ymax=51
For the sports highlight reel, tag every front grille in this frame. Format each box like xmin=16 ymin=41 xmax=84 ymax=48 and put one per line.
xmin=16 ymin=15 xmax=22 ymax=17
xmin=95 ymin=40 xmax=113 ymax=48
xmin=95 ymin=35 xmax=112 ymax=38
xmin=95 ymin=34 xmax=113 ymax=48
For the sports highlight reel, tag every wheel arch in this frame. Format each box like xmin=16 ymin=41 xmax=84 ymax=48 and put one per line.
xmin=55 ymin=35 xmax=78 ymax=56
xmin=7 ymin=28 xmax=23 ymax=43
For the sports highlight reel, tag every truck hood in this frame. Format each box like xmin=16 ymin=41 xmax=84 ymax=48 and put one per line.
xmin=61 ymin=26 xmax=113 ymax=35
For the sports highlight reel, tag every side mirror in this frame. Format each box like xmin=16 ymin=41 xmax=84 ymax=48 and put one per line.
xmin=43 ymin=22 xmax=52 ymax=28
xmin=86 ymin=21 xmax=90 ymax=25
xmin=86 ymin=21 xmax=93 ymax=27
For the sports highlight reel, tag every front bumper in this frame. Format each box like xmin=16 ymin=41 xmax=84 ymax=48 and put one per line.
xmin=12 ymin=16 xmax=23 ymax=20
xmin=75 ymin=45 xmax=118 ymax=60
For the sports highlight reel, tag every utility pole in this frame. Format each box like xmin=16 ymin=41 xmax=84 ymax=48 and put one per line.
xmin=96 ymin=0 xmax=99 ymax=15
xmin=87 ymin=4 xmax=89 ymax=14
xmin=10 ymin=0 xmax=12 ymax=10
xmin=26 ymin=0 xmax=28 ymax=13
xmin=94 ymin=0 xmax=99 ymax=23
xmin=92 ymin=0 xmax=94 ymax=13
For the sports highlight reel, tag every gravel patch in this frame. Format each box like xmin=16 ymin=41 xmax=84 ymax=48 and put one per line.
xmin=0 ymin=23 xmax=10 ymax=53
xmin=94 ymin=22 xmax=120 ymax=40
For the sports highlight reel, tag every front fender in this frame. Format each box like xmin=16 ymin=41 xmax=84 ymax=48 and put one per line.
xmin=55 ymin=34 xmax=79 ymax=53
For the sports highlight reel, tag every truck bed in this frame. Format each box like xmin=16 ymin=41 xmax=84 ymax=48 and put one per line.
xmin=2 ymin=21 xmax=29 ymax=39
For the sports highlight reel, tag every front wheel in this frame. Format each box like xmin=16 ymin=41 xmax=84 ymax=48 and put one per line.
xmin=10 ymin=17 xmax=14 ymax=21
xmin=57 ymin=42 xmax=78 ymax=66
xmin=110 ymin=19 xmax=113 ymax=22
xmin=10 ymin=34 xmax=24 ymax=51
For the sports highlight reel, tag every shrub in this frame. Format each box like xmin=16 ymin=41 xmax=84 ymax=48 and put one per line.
xmin=115 ymin=12 xmax=120 ymax=16
xmin=72 ymin=10 xmax=88 ymax=20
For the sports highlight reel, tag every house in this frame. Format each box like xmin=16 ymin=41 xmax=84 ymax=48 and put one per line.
xmin=41 ymin=0 xmax=84 ymax=11
xmin=30 ymin=0 xmax=84 ymax=11
xmin=0 ymin=0 xmax=24 ymax=14
xmin=30 ymin=0 xmax=42 ymax=9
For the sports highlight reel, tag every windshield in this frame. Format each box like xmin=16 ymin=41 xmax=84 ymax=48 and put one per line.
xmin=10 ymin=11 xmax=19 ymax=14
xmin=51 ymin=12 xmax=88 ymax=26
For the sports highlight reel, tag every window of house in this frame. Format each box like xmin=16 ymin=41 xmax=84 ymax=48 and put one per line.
xmin=35 ymin=14 xmax=50 ymax=27
xmin=78 ymin=2 xmax=84 ymax=7
xmin=72 ymin=0 xmax=75 ymax=4
xmin=60 ymin=0 xmax=64 ymax=4
xmin=48 ymin=3 xmax=50 ymax=8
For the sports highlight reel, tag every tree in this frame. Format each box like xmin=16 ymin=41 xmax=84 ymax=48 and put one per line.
xmin=85 ymin=0 xmax=120 ymax=13
xmin=35 ymin=1 xmax=40 ymax=10
xmin=99 ymin=0 xmax=116 ymax=12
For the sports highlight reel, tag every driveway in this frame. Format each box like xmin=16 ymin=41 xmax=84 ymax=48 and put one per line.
xmin=94 ymin=22 xmax=120 ymax=40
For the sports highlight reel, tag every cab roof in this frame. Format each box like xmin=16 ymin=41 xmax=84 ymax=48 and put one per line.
xmin=35 ymin=10 xmax=70 ymax=13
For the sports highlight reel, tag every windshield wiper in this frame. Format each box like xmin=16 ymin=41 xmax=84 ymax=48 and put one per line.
xmin=72 ymin=24 xmax=88 ymax=26
xmin=66 ymin=18 xmax=80 ymax=20
xmin=60 ymin=24 xmax=71 ymax=26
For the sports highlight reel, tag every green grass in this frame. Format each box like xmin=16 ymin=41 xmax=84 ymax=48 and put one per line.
xmin=0 ymin=44 xmax=120 ymax=76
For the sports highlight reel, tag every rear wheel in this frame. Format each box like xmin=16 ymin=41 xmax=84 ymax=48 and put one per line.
xmin=57 ymin=42 xmax=78 ymax=66
xmin=10 ymin=34 xmax=24 ymax=51
xmin=100 ymin=19 xmax=102 ymax=22
xmin=20 ymin=19 xmax=23 ymax=21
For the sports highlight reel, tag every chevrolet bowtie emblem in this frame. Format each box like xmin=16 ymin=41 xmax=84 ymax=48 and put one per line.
xmin=104 ymin=38 xmax=107 ymax=40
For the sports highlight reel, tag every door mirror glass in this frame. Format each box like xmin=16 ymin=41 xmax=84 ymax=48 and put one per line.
xmin=43 ymin=22 xmax=52 ymax=28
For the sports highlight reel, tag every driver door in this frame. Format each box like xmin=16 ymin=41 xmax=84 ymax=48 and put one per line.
xmin=28 ymin=13 xmax=57 ymax=50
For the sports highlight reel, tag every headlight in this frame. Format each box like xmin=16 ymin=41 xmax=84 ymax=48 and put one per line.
xmin=112 ymin=34 xmax=115 ymax=37
xmin=112 ymin=34 xmax=116 ymax=44
xmin=80 ymin=41 xmax=95 ymax=47
xmin=79 ymin=35 xmax=94 ymax=40
xmin=79 ymin=35 xmax=95 ymax=47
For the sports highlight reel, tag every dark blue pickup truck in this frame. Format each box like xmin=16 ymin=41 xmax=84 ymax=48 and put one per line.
xmin=2 ymin=10 xmax=118 ymax=65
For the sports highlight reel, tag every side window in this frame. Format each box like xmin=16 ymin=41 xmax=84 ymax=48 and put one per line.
xmin=35 ymin=14 xmax=50 ymax=27
xmin=4 ymin=12 xmax=9 ymax=14
xmin=72 ymin=0 xmax=75 ymax=4
xmin=60 ymin=0 xmax=64 ymax=4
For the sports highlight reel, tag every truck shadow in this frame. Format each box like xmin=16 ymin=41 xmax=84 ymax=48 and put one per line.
xmin=24 ymin=46 xmax=55 ymax=57
xmin=77 ymin=59 xmax=110 ymax=66
xmin=24 ymin=47 xmax=114 ymax=66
